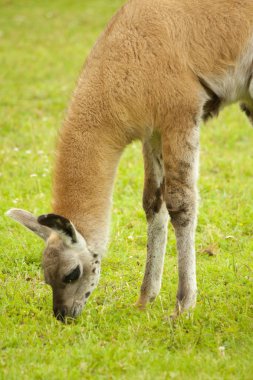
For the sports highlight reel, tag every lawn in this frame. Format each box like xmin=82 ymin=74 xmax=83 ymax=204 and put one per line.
xmin=0 ymin=1 xmax=253 ymax=379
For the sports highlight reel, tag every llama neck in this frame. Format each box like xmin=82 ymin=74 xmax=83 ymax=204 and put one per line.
xmin=52 ymin=112 xmax=122 ymax=256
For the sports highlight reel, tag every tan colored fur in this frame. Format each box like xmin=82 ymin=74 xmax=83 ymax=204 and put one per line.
xmin=8 ymin=0 xmax=253 ymax=319
xmin=54 ymin=0 xmax=253 ymax=236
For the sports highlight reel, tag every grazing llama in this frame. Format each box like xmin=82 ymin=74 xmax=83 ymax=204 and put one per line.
xmin=7 ymin=0 xmax=253 ymax=321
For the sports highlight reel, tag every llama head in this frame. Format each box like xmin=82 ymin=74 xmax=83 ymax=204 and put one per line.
xmin=6 ymin=209 xmax=101 ymax=321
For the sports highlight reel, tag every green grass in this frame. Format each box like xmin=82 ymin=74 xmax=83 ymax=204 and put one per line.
xmin=1 ymin=1 xmax=253 ymax=379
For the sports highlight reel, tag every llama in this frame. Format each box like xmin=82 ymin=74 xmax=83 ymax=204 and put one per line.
xmin=7 ymin=0 xmax=253 ymax=321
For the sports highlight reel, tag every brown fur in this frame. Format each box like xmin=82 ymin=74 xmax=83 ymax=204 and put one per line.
xmin=8 ymin=0 xmax=253 ymax=319
xmin=53 ymin=0 xmax=253 ymax=237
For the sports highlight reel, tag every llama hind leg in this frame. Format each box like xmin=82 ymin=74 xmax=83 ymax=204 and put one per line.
xmin=136 ymin=135 xmax=169 ymax=308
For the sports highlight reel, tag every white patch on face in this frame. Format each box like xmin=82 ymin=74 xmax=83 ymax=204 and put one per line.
xmin=200 ymin=33 xmax=253 ymax=105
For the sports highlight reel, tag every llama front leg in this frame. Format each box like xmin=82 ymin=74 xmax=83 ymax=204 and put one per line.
xmin=137 ymin=136 xmax=169 ymax=308
xmin=163 ymin=113 xmax=200 ymax=315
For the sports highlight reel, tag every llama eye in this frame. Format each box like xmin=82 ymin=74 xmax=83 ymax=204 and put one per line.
xmin=63 ymin=265 xmax=81 ymax=284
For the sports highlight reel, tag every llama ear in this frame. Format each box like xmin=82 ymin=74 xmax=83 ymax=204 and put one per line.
xmin=6 ymin=208 xmax=51 ymax=241
xmin=38 ymin=214 xmax=77 ymax=244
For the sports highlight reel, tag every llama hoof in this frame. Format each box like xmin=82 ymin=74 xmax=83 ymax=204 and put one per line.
xmin=172 ymin=293 xmax=197 ymax=317
xmin=135 ymin=302 xmax=146 ymax=311
xmin=169 ymin=311 xmax=179 ymax=321
xmin=135 ymin=295 xmax=149 ymax=310
xmin=135 ymin=299 xmax=147 ymax=310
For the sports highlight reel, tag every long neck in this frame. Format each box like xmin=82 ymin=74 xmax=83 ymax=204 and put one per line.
xmin=52 ymin=102 xmax=123 ymax=256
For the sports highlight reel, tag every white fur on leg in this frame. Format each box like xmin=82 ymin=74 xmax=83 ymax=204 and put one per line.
xmin=137 ymin=203 xmax=169 ymax=308
xmin=173 ymin=221 xmax=197 ymax=316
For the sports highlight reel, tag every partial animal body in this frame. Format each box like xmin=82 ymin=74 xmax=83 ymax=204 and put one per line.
xmin=8 ymin=0 xmax=253 ymax=321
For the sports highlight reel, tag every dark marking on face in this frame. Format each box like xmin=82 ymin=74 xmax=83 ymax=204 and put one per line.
xmin=198 ymin=76 xmax=222 ymax=122
xmin=95 ymin=260 xmax=99 ymax=264
xmin=93 ymin=254 xmax=98 ymax=258
xmin=92 ymin=268 xmax=96 ymax=273
xmin=85 ymin=292 xmax=91 ymax=298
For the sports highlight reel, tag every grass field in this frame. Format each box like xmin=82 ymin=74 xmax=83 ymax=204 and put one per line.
xmin=1 ymin=1 xmax=253 ymax=379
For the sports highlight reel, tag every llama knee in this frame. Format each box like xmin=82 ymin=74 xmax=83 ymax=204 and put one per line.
xmin=165 ymin=186 xmax=196 ymax=227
